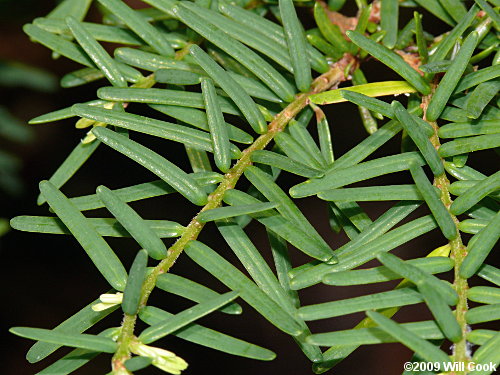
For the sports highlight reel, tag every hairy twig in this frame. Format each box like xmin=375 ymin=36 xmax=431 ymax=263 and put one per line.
xmin=423 ymin=91 xmax=470 ymax=374
xmin=112 ymin=54 xmax=356 ymax=371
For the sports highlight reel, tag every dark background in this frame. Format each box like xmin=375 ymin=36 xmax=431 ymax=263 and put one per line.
xmin=1 ymin=1 xmax=498 ymax=374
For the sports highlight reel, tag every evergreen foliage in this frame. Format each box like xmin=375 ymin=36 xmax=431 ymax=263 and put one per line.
xmin=8 ymin=0 xmax=500 ymax=373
